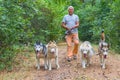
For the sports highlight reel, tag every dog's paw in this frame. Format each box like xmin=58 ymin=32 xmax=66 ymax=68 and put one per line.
xmin=82 ymin=65 xmax=86 ymax=68
xmin=102 ymin=65 xmax=106 ymax=69
xmin=100 ymin=63 xmax=103 ymax=67
xmin=45 ymin=66 xmax=48 ymax=70
xmin=37 ymin=67 xmax=40 ymax=70
xmin=86 ymin=64 xmax=90 ymax=67
xmin=49 ymin=68 xmax=52 ymax=71
xmin=57 ymin=65 xmax=60 ymax=69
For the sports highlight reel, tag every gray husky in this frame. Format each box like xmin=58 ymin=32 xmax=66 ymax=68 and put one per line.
xmin=79 ymin=41 xmax=95 ymax=68
xmin=34 ymin=42 xmax=48 ymax=70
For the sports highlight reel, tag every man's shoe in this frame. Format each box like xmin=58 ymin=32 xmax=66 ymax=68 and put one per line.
xmin=73 ymin=55 xmax=77 ymax=60
xmin=67 ymin=57 xmax=72 ymax=62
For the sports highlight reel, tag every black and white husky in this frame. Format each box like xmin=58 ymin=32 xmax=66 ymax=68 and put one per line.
xmin=34 ymin=42 xmax=48 ymax=70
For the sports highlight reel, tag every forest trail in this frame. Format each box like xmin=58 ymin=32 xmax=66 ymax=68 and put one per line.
xmin=0 ymin=42 xmax=120 ymax=80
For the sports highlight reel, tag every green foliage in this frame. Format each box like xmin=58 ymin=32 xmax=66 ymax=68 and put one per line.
xmin=77 ymin=0 xmax=120 ymax=53
xmin=77 ymin=5 xmax=97 ymax=41
xmin=0 ymin=0 xmax=35 ymax=70
xmin=105 ymin=0 xmax=120 ymax=52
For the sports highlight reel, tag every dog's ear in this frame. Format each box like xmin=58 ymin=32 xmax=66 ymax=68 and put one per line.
xmin=101 ymin=43 xmax=103 ymax=50
xmin=47 ymin=41 xmax=52 ymax=46
xmin=34 ymin=43 xmax=36 ymax=47
xmin=49 ymin=41 xmax=52 ymax=43
xmin=40 ymin=42 xmax=42 ymax=45
xmin=46 ymin=44 xmax=48 ymax=47
xmin=107 ymin=43 xmax=110 ymax=49
xmin=53 ymin=40 xmax=56 ymax=44
xmin=81 ymin=49 xmax=83 ymax=52
xmin=36 ymin=41 xmax=40 ymax=44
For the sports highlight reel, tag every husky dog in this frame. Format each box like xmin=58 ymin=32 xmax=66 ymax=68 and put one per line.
xmin=98 ymin=30 xmax=109 ymax=69
xmin=34 ymin=42 xmax=48 ymax=70
xmin=80 ymin=41 xmax=95 ymax=68
xmin=46 ymin=41 xmax=60 ymax=70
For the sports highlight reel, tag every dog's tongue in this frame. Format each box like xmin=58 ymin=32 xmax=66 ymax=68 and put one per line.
xmin=104 ymin=55 xmax=107 ymax=58
xmin=51 ymin=52 xmax=54 ymax=54
xmin=84 ymin=54 xmax=87 ymax=58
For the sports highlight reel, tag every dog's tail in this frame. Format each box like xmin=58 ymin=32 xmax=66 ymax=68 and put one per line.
xmin=101 ymin=29 xmax=105 ymax=41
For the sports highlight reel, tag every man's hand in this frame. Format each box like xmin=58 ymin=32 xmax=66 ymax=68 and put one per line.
xmin=70 ymin=27 xmax=74 ymax=30
xmin=65 ymin=30 xmax=72 ymax=35
xmin=67 ymin=27 xmax=72 ymax=30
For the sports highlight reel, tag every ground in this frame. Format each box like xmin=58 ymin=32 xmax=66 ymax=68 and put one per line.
xmin=0 ymin=42 xmax=120 ymax=80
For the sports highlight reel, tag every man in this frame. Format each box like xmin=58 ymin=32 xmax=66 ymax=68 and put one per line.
xmin=61 ymin=6 xmax=79 ymax=62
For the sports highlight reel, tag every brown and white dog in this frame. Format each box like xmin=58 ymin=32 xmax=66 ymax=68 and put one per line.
xmin=79 ymin=41 xmax=95 ymax=68
xmin=46 ymin=41 xmax=60 ymax=70
xmin=98 ymin=30 xmax=109 ymax=69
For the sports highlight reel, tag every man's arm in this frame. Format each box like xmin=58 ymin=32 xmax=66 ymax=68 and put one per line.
xmin=61 ymin=22 xmax=70 ymax=30
xmin=71 ymin=21 xmax=79 ymax=29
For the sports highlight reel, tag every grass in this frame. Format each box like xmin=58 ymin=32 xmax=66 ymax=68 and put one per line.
xmin=0 ymin=45 xmax=35 ymax=80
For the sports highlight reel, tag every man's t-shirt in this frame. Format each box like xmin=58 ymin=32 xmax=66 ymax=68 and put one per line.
xmin=62 ymin=14 xmax=79 ymax=34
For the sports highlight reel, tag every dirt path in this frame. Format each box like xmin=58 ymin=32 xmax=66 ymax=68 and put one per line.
xmin=0 ymin=43 xmax=120 ymax=80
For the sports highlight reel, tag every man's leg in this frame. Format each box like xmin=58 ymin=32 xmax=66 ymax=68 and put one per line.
xmin=65 ymin=35 xmax=73 ymax=61
xmin=72 ymin=33 xmax=79 ymax=59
